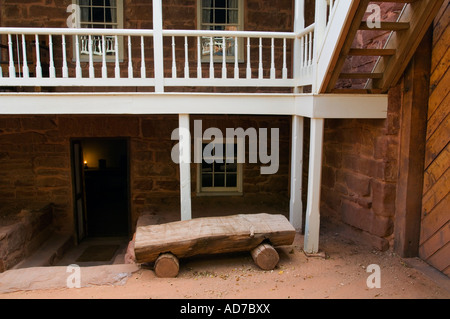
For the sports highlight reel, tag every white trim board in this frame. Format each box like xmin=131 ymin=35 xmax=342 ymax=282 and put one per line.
xmin=0 ymin=92 xmax=388 ymax=119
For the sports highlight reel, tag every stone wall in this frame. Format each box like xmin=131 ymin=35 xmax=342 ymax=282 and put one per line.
xmin=321 ymin=85 xmax=401 ymax=250
xmin=0 ymin=114 xmax=291 ymax=236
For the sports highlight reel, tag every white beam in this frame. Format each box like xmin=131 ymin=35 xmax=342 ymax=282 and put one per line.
xmin=0 ymin=93 xmax=388 ymax=119
xmin=178 ymin=114 xmax=192 ymax=221
xmin=152 ymin=0 xmax=164 ymax=93
xmin=304 ymin=118 xmax=324 ymax=253
xmin=289 ymin=115 xmax=304 ymax=230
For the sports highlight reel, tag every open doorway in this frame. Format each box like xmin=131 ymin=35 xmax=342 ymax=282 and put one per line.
xmin=71 ymin=138 xmax=130 ymax=242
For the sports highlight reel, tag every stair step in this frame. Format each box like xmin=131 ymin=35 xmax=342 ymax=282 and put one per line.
xmin=339 ymin=72 xmax=383 ymax=79
xmin=348 ymin=48 xmax=396 ymax=56
xmin=359 ymin=21 xmax=410 ymax=31
xmin=13 ymin=233 xmax=74 ymax=269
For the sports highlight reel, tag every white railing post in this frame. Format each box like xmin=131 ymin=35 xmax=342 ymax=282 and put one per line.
xmin=179 ymin=114 xmax=192 ymax=221
xmin=293 ymin=0 xmax=305 ymax=93
xmin=153 ymin=0 xmax=164 ymax=92
xmin=289 ymin=115 xmax=304 ymax=230
xmin=313 ymin=0 xmax=328 ymax=92
xmin=304 ymin=118 xmax=324 ymax=254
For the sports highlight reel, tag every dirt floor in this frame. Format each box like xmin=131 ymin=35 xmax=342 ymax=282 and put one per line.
xmin=0 ymin=219 xmax=449 ymax=300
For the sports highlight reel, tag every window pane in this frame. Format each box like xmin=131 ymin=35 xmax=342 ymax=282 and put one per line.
xmin=215 ymin=9 xmax=226 ymax=23
xmin=106 ymin=0 xmax=116 ymax=7
xmin=202 ymin=0 xmax=213 ymax=8
xmin=215 ymin=0 xmax=226 ymax=8
xmin=214 ymin=174 xmax=225 ymax=187
xmin=79 ymin=0 xmax=91 ymax=6
xmin=228 ymin=0 xmax=238 ymax=9
xmin=228 ymin=10 xmax=238 ymax=24
xmin=214 ymin=162 xmax=226 ymax=173
xmin=202 ymin=174 xmax=213 ymax=187
xmin=202 ymin=160 xmax=213 ymax=172
xmin=92 ymin=0 xmax=104 ymax=6
xmin=80 ymin=7 xmax=91 ymax=22
xmin=203 ymin=9 xmax=213 ymax=24
xmin=92 ymin=7 xmax=104 ymax=22
xmin=227 ymin=173 xmax=237 ymax=187
xmin=226 ymin=163 xmax=237 ymax=173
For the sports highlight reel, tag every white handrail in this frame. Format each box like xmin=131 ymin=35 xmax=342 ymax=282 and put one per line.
xmin=0 ymin=24 xmax=316 ymax=90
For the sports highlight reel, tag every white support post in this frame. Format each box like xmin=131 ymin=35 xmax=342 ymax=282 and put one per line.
xmin=179 ymin=114 xmax=192 ymax=221
xmin=293 ymin=0 xmax=305 ymax=93
xmin=289 ymin=115 xmax=304 ymax=230
xmin=153 ymin=0 xmax=164 ymax=92
xmin=304 ymin=118 xmax=324 ymax=254
xmin=313 ymin=0 xmax=328 ymax=93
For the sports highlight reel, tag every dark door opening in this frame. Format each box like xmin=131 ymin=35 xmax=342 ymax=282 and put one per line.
xmin=71 ymin=138 xmax=130 ymax=240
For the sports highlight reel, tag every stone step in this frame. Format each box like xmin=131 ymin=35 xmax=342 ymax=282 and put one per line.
xmin=13 ymin=233 xmax=74 ymax=269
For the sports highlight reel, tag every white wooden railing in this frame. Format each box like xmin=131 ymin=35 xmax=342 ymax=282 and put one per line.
xmin=0 ymin=0 xmax=342 ymax=92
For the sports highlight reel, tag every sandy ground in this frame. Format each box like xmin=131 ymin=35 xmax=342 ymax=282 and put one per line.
xmin=0 ymin=220 xmax=449 ymax=301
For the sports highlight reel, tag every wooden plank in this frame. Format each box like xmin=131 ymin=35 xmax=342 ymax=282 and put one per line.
xmin=429 ymin=47 xmax=450 ymax=97
xmin=424 ymin=112 xmax=450 ymax=168
xmin=427 ymin=91 xmax=449 ymax=142
xmin=422 ymin=168 xmax=450 ymax=218
xmin=428 ymin=71 xmax=450 ymax=120
xmin=419 ymin=222 xmax=450 ymax=262
xmin=394 ymin=35 xmax=431 ymax=258
xmin=432 ymin=0 xmax=450 ymax=48
xmin=420 ymin=193 xmax=450 ymax=244
xmin=134 ymin=213 xmax=296 ymax=263
xmin=423 ymin=143 xmax=450 ymax=195
xmin=425 ymin=241 xmax=450 ymax=273
xmin=431 ymin=19 xmax=450 ymax=72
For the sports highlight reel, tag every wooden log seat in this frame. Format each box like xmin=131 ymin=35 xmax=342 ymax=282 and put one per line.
xmin=134 ymin=213 xmax=296 ymax=277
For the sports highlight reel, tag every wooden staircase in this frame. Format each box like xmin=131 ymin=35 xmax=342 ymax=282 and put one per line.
xmin=321 ymin=0 xmax=446 ymax=94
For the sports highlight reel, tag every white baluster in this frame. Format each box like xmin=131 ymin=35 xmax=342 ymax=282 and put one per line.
xmin=184 ymin=36 xmax=189 ymax=79
xmin=89 ymin=35 xmax=94 ymax=78
xmin=140 ymin=36 xmax=146 ymax=78
xmin=48 ymin=35 xmax=56 ymax=78
xmin=172 ymin=36 xmax=177 ymax=78
xmin=234 ymin=37 xmax=239 ymax=79
xmin=34 ymin=35 xmax=42 ymax=78
xmin=301 ymin=35 xmax=305 ymax=69
xmin=282 ymin=38 xmax=287 ymax=79
xmin=308 ymin=31 xmax=313 ymax=66
xmin=114 ymin=35 xmax=120 ymax=78
xmin=197 ymin=36 xmax=202 ymax=79
xmin=246 ymin=37 xmax=251 ymax=79
xmin=7 ymin=34 xmax=15 ymax=78
xmin=270 ymin=38 xmax=275 ymax=79
xmin=60 ymin=35 xmax=68 ymax=78
xmin=209 ymin=36 xmax=214 ymax=79
xmin=75 ymin=35 xmax=82 ymax=78
xmin=222 ymin=36 xmax=227 ymax=79
xmin=128 ymin=36 xmax=133 ymax=79
xmin=102 ymin=35 xmax=107 ymax=78
xmin=258 ymin=37 xmax=263 ymax=79
xmin=21 ymin=35 xmax=29 ymax=78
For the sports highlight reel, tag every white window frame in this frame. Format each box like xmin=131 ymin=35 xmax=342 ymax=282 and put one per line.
xmin=197 ymin=0 xmax=244 ymax=63
xmin=73 ymin=0 xmax=124 ymax=62
xmin=196 ymin=137 xmax=243 ymax=196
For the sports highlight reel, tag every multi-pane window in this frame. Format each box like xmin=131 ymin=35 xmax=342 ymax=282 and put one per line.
xmin=198 ymin=142 xmax=243 ymax=194
xmin=78 ymin=0 xmax=120 ymax=29
xmin=75 ymin=0 xmax=123 ymax=58
xmin=198 ymin=0 xmax=243 ymax=61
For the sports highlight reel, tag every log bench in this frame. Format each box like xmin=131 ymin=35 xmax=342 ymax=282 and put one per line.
xmin=134 ymin=213 xmax=296 ymax=278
